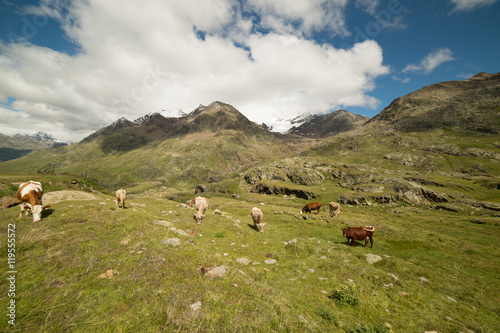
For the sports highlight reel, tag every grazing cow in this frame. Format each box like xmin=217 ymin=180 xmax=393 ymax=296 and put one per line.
xmin=301 ymin=202 xmax=322 ymax=215
xmin=341 ymin=226 xmax=374 ymax=248
xmin=115 ymin=189 xmax=126 ymax=208
xmin=251 ymin=207 xmax=265 ymax=232
xmin=329 ymin=202 xmax=341 ymax=218
xmin=17 ymin=181 xmax=49 ymax=222
xmin=192 ymin=196 xmax=209 ymax=224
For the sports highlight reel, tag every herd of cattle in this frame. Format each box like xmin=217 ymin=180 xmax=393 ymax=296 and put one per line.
xmin=16 ymin=181 xmax=375 ymax=248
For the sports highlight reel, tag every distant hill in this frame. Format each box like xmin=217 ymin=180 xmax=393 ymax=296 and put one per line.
xmin=365 ymin=72 xmax=500 ymax=133
xmin=0 ymin=132 xmax=66 ymax=162
xmin=287 ymin=110 xmax=369 ymax=138
xmin=0 ymin=102 xmax=310 ymax=189
xmin=80 ymin=101 xmax=280 ymax=153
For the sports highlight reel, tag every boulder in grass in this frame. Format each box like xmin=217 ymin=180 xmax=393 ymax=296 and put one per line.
xmin=200 ymin=265 xmax=228 ymax=279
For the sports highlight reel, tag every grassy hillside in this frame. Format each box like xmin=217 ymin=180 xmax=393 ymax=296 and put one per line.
xmin=0 ymin=129 xmax=308 ymax=193
xmin=1 ymin=162 xmax=498 ymax=332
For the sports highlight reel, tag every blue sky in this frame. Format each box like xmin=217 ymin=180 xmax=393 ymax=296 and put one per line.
xmin=0 ymin=0 xmax=499 ymax=141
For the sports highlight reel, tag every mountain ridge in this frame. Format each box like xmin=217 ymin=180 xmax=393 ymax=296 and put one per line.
xmin=365 ymin=72 xmax=500 ymax=133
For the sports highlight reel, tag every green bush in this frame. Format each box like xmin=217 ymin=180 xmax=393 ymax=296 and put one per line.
xmin=329 ymin=285 xmax=359 ymax=307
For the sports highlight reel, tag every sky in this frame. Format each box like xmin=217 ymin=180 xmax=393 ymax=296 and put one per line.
xmin=0 ymin=0 xmax=499 ymax=142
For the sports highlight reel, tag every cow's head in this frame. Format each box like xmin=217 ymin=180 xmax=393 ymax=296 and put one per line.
xmin=31 ymin=205 xmax=50 ymax=222
xmin=194 ymin=212 xmax=204 ymax=224
xmin=256 ymin=223 xmax=266 ymax=232
xmin=341 ymin=227 xmax=350 ymax=238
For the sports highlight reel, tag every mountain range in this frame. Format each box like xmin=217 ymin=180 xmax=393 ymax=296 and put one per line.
xmin=0 ymin=72 xmax=498 ymax=194
xmin=0 ymin=132 xmax=67 ymax=162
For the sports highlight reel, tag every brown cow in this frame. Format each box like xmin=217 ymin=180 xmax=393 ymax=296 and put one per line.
xmin=301 ymin=202 xmax=322 ymax=215
xmin=17 ymin=181 xmax=50 ymax=222
xmin=251 ymin=207 xmax=265 ymax=232
xmin=192 ymin=196 xmax=209 ymax=224
xmin=115 ymin=189 xmax=126 ymax=208
xmin=341 ymin=226 xmax=374 ymax=248
xmin=329 ymin=202 xmax=341 ymax=218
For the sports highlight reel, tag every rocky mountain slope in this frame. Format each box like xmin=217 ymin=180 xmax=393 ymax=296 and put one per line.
xmin=287 ymin=110 xmax=369 ymax=138
xmin=365 ymin=72 xmax=500 ymax=133
xmin=0 ymin=102 xmax=311 ymax=189
xmin=0 ymin=132 xmax=66 ymax=161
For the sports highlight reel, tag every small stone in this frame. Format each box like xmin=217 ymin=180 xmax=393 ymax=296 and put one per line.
xmin=200 ymin=265 xmax=229 ymax=279
xmin=174 ymin=229 xmax=190 ymax=237
xmin=190 ymin=301 xmax=202 ymax=312
xmin=153 ymin=220 xmax=173 ymax=227
xmin=419 ymin=277 xmax=430 ymax=283
xmin=264 ymin=259 xmax=277 ymax=264
xmin=161 ymin=238 xmax=181 ymax=247
xmin=388 ymin=273 xmax=398 ymax=281
xmin=236 ymin=258 xmax=251 ymax=265
xmin=366 ymin=254 xmax=383 ymax=264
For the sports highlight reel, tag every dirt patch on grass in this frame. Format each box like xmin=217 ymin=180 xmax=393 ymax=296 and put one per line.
xmin=44 ymin=190 xmax=101 ymax=204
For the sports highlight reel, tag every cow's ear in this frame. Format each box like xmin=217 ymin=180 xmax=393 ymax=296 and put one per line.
xmin=42 ymin=205 xmax=51 ymax=210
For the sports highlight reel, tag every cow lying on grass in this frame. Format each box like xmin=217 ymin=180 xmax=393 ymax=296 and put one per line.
xmin=329 ymin=202 xmax=341 ymax=218
xmin=301 ymin=202 xmax=322 ymax=215
xmin=341 ymin=226 xmax=374 ymax=248
xmin=17 ymin=181 xmax=50 ymax=222
xmin=192 ymin=196 xmax=209 ymax=224
xmin=251 ymin=207 xmax=265 ymax=232
xmin=115 ymin=189 xmax=126 ymax=208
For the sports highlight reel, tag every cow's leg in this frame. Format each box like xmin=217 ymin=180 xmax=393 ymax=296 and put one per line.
xmin=122 ymin=199 xmax=125 ymax=209
xmin=369 ymin=236 xmax=373 ymax=248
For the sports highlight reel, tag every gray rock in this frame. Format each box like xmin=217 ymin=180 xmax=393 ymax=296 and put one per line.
xmin=174 ymin=229 xmax=190 ymax=237
xmin=153 ymin=220 xmax=173 ymax=227
xmin=366 ymin=254 xmax=382 ymax=264
xmin=161 ymin=238 xmax=181 ymax=247
xmin=200 ymin=265 xmax=229 ymax=279
xmin=236 ymin=258 xmax=251 ymax=265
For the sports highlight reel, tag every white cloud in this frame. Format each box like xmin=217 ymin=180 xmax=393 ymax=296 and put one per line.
xmin=355 ymin=0 xmax=380 ymax=15
xmin=392 ymin=75 xmax=410 ymax=84
xmin=0 ymin=0 xmax=389 ymax=142
xmin=403 ymin=48 xmax=455 ymax=74
xmin=450 ymin=0 xmax=498 ymax=13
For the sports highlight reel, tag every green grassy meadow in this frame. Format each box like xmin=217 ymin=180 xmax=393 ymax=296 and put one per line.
xmin=1 ymin=171 xmax=499 ymax=332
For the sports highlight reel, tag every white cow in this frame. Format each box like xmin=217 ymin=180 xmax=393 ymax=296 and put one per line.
xmin=329 ymin=202 xmax=341 ymax=218
xmin=251 ymin=207 xmax=265 ymax=232
xmin=193 ymin=196 xmax=209 ymax=224
xmin=115 ymin=189 xmax=126 ymax=208
xmin=17 ymin=181 xmax=49 ymax=222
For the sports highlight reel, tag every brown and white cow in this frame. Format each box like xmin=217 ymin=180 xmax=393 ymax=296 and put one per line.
xmin=115 ymin=189 xmax=126 ymax=208
xmin=17 ymin=181 xmax=49 ymax=222
xmin=329 ymin=202 xmax=341 ymax=218
xmin=192 ymin=196 xmax=209 ymax=224
xmin=251 ymin=207 xmax=265 ymax=232
xmin=301 ymin=202 xmax=322 ymax=215
xmin=341 ymin=226 xmax=374 ymax=248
